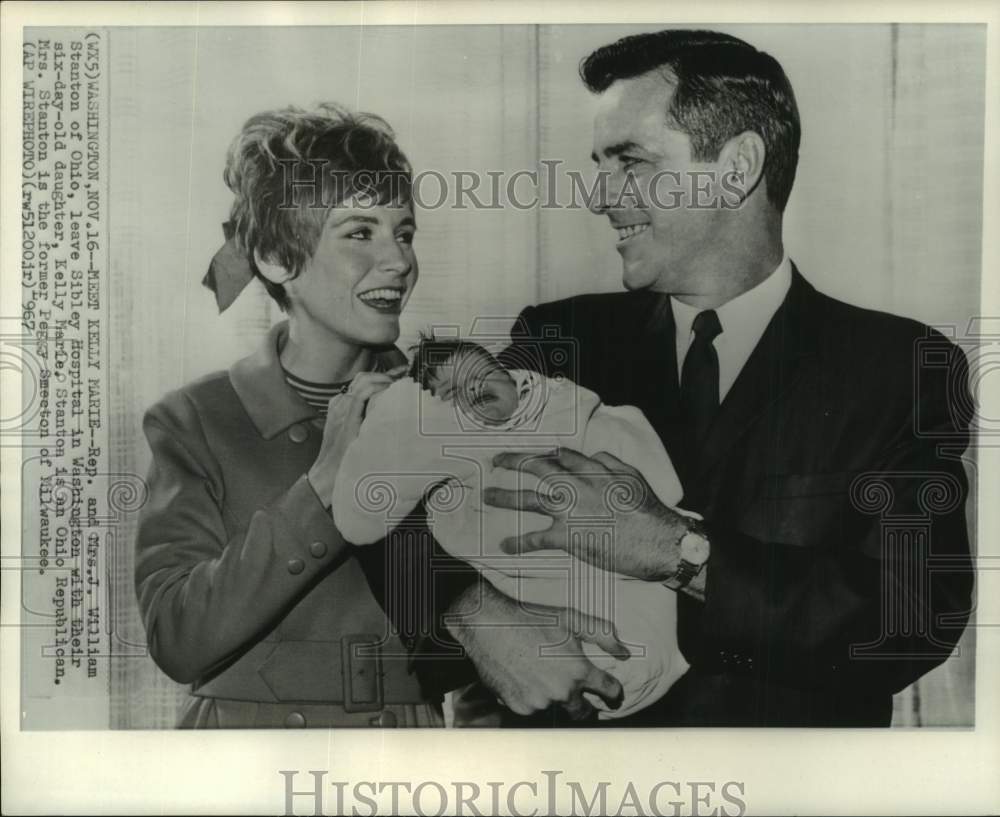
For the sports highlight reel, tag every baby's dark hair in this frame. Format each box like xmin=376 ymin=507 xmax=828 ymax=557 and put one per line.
xmin=408 ymin=331 xmax=497 ymax=390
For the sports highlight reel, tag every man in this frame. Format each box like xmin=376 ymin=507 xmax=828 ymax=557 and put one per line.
xmin=401 ymin=28 xmax=974 ymax=728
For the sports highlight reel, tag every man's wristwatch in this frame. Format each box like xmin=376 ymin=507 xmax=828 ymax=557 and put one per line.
xmin=663 ymin=516 xmax=711 ymax=590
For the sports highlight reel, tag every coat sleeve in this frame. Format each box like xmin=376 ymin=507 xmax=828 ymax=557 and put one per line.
xmin=134 ymin=393 xmax=350 ymax=684
xmin=696 ymin=333 xmax=974 ymax=695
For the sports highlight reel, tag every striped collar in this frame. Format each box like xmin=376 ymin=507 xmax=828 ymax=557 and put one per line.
xmin=229 ymin=320 xmax=405 ymax=440
xmin=283 ymin=359 xmax=387 ymax=417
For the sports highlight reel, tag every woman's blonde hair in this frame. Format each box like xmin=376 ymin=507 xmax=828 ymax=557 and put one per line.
xmin=224 ymin=103 xmax=412 ymax=309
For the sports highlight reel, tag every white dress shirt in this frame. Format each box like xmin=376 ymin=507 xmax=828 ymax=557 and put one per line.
xmin=671 ymin=254 xmax=793 ymax=401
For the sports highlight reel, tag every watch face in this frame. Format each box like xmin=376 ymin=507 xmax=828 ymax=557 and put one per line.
xmin=680 ymin=531 xmax=711 ymax=565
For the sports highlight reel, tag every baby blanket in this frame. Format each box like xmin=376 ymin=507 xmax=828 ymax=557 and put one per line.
xmin=332 ymin=371 xmax=689 ymax=717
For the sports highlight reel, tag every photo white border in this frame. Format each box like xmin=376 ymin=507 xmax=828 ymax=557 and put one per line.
xmin=2 ymin=1 xmax=998 ymax=814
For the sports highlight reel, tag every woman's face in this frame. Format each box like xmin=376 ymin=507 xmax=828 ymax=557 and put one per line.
xmin=283 ymin=196 xmax=418 ymax=347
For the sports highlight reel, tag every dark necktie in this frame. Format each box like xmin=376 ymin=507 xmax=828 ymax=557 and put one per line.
xmin=680 ymin=309 xmax=723 ymax=449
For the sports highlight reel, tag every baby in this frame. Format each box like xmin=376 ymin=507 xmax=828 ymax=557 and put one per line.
xmin=332 ymin=335 xmax=689 ymax=719
xmin=408 ymin=336 xmax=539 ymax=428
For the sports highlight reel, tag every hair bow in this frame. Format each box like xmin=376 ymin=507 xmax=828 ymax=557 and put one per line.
xmin=201 ymin=221 xmax=255 ymax=313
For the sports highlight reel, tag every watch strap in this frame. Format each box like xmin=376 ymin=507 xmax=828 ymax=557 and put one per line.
xmin=664 ymin=558 xmax=701 ymax=590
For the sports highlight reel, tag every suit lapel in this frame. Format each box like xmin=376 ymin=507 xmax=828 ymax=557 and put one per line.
xmin=692 ymin=268 xmax=820 ymax=486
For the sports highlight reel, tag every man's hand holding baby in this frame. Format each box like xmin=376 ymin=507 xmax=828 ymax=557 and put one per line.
xmin=489 ymin=447 xmax=692 ymax=585
xmin=446 ymin=581 xmax=629 ymax=720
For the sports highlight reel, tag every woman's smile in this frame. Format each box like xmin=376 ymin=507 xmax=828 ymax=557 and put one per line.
xmin=356 ymin=285 xmax=407 ymax=314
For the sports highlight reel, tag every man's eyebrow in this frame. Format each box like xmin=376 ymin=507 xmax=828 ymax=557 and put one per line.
xmin=590 ymin=141 xmax=643 ymax=163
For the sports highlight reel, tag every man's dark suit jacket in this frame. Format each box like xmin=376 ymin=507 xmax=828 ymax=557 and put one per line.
xmin=365 ymin=268 xmax=974 ymax=727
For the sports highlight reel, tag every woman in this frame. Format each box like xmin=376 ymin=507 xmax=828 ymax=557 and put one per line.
xmin=134 ymin=103 xmax=444 ymax=728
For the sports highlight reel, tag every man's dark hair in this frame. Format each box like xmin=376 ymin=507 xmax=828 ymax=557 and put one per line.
xmin=580 ymin=29 xmax=801 ymax=212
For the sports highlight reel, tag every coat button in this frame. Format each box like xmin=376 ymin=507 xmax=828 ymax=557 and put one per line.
xmin=284 ymin=711 xmax=307 ymax=728
xmin=288 ymin=424 xmax=308 ymax=443
xmin=309 ymin=541 xmax=328 ymax=559
xmin=287 ymin=558 xmax=305 ymax=575
xmin=371 ymin=710 xmax=398 ymax=728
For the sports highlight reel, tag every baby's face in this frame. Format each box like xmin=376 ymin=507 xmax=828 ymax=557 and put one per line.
xmin=426 ymin=348 xmax=519 ymax=424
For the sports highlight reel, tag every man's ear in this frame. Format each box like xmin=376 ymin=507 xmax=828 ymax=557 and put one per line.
xmin=719 ymin=131 xmax=767 ymax=204
xmin=253 ymin=248 xmax=293 ymax=285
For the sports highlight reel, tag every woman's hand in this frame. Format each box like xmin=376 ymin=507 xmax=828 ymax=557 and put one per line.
xmin=307 ymin=365 xmax=408 ymax=506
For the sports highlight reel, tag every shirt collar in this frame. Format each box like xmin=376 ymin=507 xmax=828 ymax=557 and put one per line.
xmin=670 ymin=253 xmax=792 ymax=343
xmin=229 ymin=320 xmax=406 ymax=440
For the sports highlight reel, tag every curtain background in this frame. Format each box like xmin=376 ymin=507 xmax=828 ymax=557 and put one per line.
xmin=107 ymin=24 xmax=985 ymax=728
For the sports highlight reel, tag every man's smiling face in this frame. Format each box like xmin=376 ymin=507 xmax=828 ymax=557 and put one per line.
xmin=590 ymin=70 xmax=728 ymax=296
